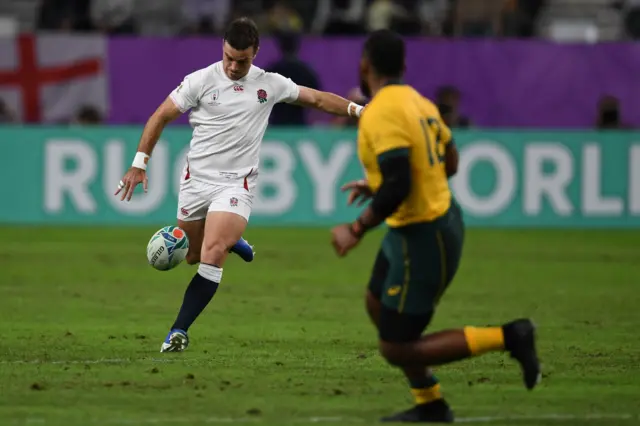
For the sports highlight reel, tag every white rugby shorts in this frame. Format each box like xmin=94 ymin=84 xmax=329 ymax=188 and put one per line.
xmin=177 ymin=178 xmax=254 ymax=222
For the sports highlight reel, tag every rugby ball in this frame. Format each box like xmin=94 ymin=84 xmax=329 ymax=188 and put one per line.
xmin=147 ymin=225 xmax=189 ymax=271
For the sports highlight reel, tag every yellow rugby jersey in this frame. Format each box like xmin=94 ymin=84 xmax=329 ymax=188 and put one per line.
xmin=357 ymin=83 xmax=453 ymax=227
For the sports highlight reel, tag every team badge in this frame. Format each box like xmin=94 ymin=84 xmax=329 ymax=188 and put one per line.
xmin=230 ymin=197 xmax=238 ymax=207
xmin=257 ymin=89 xmax=268 ymax=104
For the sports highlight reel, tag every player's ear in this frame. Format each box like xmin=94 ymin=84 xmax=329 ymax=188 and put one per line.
xmin=253 ymin=46 xmax=260 ymax=59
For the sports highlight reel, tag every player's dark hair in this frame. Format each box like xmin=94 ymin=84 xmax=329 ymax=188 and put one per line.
xmin=224 ymin=17 xmax=260 ymax=51
xmin=363 ymin=30 xmax=405 ymax=79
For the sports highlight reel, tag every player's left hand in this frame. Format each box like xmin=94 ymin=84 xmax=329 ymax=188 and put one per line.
xmin=331 ymin=224 xmax=360 ymax=257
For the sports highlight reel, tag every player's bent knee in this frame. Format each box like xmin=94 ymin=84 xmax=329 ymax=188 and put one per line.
xmin=201 ymin=241 xmax=229 ymax=265
xmin=379 ymin=340 xmax=409 ymax=367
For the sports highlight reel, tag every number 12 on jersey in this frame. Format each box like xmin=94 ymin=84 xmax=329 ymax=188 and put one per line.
xmin=420 ymin=117 xmax=445 ymax=166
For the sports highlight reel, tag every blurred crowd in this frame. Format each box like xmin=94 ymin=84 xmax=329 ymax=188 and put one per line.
xmin=0 ymin=0 xmax=634 ymax=42
xmin=4 ymin=0 xmax=546 ymax=38
xmin=0 ymin=0 xmax=633 ymax=39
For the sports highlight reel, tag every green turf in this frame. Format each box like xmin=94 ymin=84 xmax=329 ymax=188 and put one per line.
xmin=0 ymin=227 xmax=639 ymax=426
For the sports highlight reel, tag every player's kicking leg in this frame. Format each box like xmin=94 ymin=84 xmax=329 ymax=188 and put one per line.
xmin=162 ymin=210 xmax=247 ymax=352
xmin=161 ymin=182 xmax=253 ymax=352
xmin=162 ymin=223 xmax=253 ymax=351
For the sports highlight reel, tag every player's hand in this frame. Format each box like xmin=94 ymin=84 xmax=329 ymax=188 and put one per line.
xmin=331 ymin=224 xmax=360 ymax=257
xmin=341 ymin=179 xmax=373 ymax=207
xmin=114 ymin=167 xmax=148 ymax=201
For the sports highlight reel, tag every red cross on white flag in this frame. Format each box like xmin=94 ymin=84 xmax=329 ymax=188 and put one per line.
xmin=0 ymin=34 xmax=108 ymax=123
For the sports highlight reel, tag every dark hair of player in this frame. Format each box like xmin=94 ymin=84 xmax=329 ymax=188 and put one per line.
xmin=363 ymin=30 xmax=405 ymax=79
xmin=224 ymin=17 xmax=260 ymax=51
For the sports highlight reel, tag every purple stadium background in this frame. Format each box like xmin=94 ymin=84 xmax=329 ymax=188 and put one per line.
xmin=109 ymin=38 xmax=640 ymax=128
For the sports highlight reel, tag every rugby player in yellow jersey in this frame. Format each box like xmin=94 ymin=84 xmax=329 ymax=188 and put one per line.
xmin=331 ymin=30 xmax=541 ymax=423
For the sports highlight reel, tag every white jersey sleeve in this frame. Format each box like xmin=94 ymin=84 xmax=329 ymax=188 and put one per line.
xmin=169 ymin=69 xmax=206 ymax=112
xmin=266 ymin=72 xmax=300 ymax=104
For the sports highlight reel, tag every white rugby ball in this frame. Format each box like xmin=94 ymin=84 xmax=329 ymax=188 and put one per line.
xmin=147 ymin=225 xmax=189 ymax=271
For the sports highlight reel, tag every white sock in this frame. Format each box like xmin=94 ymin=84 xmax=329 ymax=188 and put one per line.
xmin=198 ymin=263 xmax=223 ymax=283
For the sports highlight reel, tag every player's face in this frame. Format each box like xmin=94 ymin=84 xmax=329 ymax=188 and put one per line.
xmin=223 ymin=42 xmax=256 ymax=80
xmin=359 ymin=56 xmax=372 ymax=99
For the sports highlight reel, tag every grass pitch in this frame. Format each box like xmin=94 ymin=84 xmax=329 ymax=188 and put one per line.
xmin=0 ymin=227 xmax=639 ymax=426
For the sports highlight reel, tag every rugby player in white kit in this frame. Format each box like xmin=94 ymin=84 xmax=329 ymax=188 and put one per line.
xmin=114 ymin=18 xmax=365 ymax=352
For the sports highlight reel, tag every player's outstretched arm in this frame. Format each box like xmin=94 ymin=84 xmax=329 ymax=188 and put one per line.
xmin=295 ymin=86 xmax=365 ymax=119
xmin=114 ymin=97 xmax=182 ymax=201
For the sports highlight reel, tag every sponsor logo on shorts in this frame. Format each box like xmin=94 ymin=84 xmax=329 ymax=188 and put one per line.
xmin=257 ymin=89 xmax=268 ymax=104
xmin=387 ymin=285 xmax=402 ymax=297
xmin=230 ymin=197 xmax=238 ymax=207
xmin=180 ymin=207 xmax=189 ymax=216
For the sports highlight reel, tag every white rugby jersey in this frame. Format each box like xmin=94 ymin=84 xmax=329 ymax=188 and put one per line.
xmin=169 ymin=61 xmax=299 ymax=187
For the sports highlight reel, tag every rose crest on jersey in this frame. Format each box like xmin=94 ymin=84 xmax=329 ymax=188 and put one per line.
xmin=230 ymin=197 xmax=238 ymax=207
xmin=257 ymin=89 xmax=268 ymax=104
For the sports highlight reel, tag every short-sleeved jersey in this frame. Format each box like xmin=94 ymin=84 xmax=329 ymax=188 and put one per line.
xmin=357 ymin=83 xmax=453 ymax=227
xmin=169 ymin=62 xmax=299 ymax=187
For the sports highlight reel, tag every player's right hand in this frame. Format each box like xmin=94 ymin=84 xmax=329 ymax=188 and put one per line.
xmin=115 ymin=167 xmax=148 ymax=201
xmin=341 ymin=179 xmax=373 ymax=207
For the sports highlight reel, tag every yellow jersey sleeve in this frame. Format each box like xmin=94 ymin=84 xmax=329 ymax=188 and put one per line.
xmin=364 ymin=105 xmax=412 ymax=158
